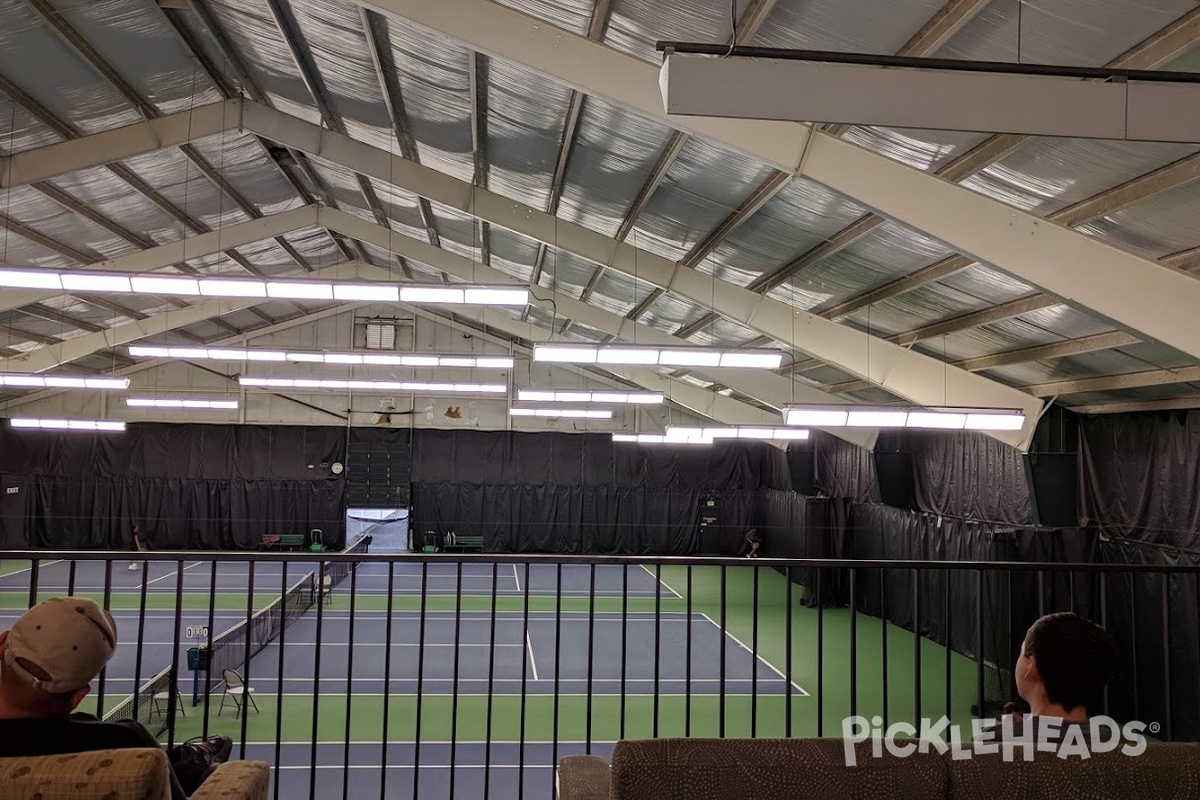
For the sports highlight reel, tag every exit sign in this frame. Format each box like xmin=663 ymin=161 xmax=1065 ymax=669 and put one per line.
xmin=4 ymin=487 xmax=17 ymax=495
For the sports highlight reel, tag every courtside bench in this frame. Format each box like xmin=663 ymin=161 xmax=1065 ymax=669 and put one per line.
xmin=442 ymin=533 xmax=484 ymax=553
xmin=260 ymin=533 xmax=306 ymax=552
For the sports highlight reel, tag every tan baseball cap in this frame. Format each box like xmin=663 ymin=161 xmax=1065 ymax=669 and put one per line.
xmin=3 ymin=597 xmax=117 ymax=693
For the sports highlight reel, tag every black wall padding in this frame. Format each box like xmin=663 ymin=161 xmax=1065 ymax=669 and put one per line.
xmin=410 ymin=429 xmax=791 ymax=489
xmin=812 ymin=432 xmax=880 ymax=501
xmin=878 ymin=430 xmax=1033 ymax=524
xmin=1079 ymin=411 xmax=1200 ymax=550
xmin=1094 ymin=539 xmax=1200 ymax=742
xmin=407 ymin=431 xmax=790 ymax=555
xmin=0 ymin=423 xmax=347 ymax=550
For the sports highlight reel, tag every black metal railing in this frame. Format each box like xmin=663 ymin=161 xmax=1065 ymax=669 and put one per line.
xmin=0 ymin=548 xmax=1195 ymax=799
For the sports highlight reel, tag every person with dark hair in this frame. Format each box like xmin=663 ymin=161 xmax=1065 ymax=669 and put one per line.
xmin=990 ymin=612 xmax=1116 ymax=742
xmin=0 ymin=597 xmax=233 ymax=797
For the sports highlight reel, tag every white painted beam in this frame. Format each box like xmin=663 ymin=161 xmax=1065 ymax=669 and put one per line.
xmin=660 ymin=54 xmax=1200 ymax=143
xmin=254 ymin=111 xmax=1038 ymax=446
xmin=0 ymin=261 xmax=360 ymax=373
xmin=359 ymin=0 xmax=1194 ymax=416
xmin=1026 ymin=366 xmax=1200 ymax=397
xmin=358 ymin=0 xmax=810 ymax=171
xmin=319 ymin=207 xmax=880 ymax=448
xmin=0 ymin=205 xmax=321 ymax=314
xmin=804 ymin=131 xmax=1200 ymax=365
xmin=0 ymin=98 xmax=243 ymax=188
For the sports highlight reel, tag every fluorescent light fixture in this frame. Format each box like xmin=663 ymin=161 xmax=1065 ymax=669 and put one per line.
xmin=847 ymin=410 xmax=909 ymax=427
xmin=965 ymin=412 xmax=1025 ymax=431
xmin=509 ymin=408 xmax=613 ymax=419
xmin=0 ymin=269 xmax=62 ymax=289
xmin=517 ymin=389 xmax=664 ymax=405
xmin=126 ymin=398 xmax=238 ymax=410
xmin=0 ymin=269 xmax=526 ymax=306
xmin=614 ymin=432 xmax=713 ymax=445
xmin=9 ymin=418 xmax=125 ymax=432
xmin=0 ymin=372 xmax=129 ymax=390
xmin=126 ymin=347 xmax=513 ymax=369
xmin=239 ymin=377 xmax=506 ymax=393
xmin=332 ymin=284 xmax=399 ymax=302
xmin=784 ymin=405 xmax=1026 ymax=432
xmin=532 ymin=346 xmax=597 ymax=364
xmin=268 ymin=281 xmax=333 ymax=300
xmin=61 ymin=273 xmax=132 ymax=293
xmin=400 ymin=287 xmax=464 ymax=303
xmin=657 ymin=349 xmax=721 ymax=367
xmin=667 ymin=426 xmax=810 ymax=441
xmin=199 ymin=279 xmax=266 ymax=297
xmin=535 ymin=345 xmax=783 ymax=368
xmin=907 ymin=411 xmax=967 ymax=429
xmin=465 ymin=288 xmax=528 ymax=305
xmin=597 ymin=347 xmax=658 ymax=365
xmin=130 ymin=276 xmax=200 ymax=295
xmin=784 ymin=408 xmax=849 ymax=427
xmin=719 ymin=351 xmax=784 ymax=369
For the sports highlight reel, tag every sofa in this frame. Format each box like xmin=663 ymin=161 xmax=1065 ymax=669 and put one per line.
xmin=557 ymin=738 xmax=1200 ymax=800
xmin=0 ymin=748 xmax=270 ymax=800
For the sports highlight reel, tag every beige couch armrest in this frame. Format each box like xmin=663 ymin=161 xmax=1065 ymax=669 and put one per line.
xmin=557 ymin=755 xmax=610 ymax=800
xmin=190 ymin=760 xmax=270 ymax=800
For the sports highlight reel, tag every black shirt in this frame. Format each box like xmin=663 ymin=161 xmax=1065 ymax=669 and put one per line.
xmin=0 ymin=713 xmax=187 ymax=799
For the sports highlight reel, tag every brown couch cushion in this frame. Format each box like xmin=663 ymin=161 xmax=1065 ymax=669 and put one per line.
xmin=610 ymin=738 xmax=947 ymax=800
xmin=0 ymin=747 xmax=170 ymax=800
xmin=947 ymin=742 xmax=1200 ymax=800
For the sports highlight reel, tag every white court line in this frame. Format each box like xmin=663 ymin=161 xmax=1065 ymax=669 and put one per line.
xmin=512 ymin=563 xmax=521 ymax=593
xmin=699 ymin=612 xmax=808 ymax=696
xmin=525 ymin=630 xmax=539 ymax=681
xmin=138 ymin=561 xmax=206 ymax=588
xmin=639 ymin=563 xmax=683 ymax=599
xmin=0 ymin=559 xmax=63 ymax=578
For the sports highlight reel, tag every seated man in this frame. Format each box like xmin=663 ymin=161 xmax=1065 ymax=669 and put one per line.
xmin=983 ymin=611 xmax=1115 ymax=744
xmin=0 ymin=597 xmax=232 ymax=798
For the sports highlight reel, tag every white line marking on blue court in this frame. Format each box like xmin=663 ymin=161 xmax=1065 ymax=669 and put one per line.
xmin=639 ymin=563 xmax=683 ymax=599
xmin=698 ymin=612 xmax=808 ymax=696
xmin=512 ymin=563 xmax=521 ymax=592
xmin=138 ymin=561 xmax=206 ymax=588
xmin=525 ymin=630 xmax=540 ymax=681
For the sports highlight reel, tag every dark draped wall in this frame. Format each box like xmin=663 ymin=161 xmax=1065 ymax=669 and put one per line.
xmin=408 ymin=430 xmax=792 ymax=555
xmin=0 ymin=423 xmax=346 ymax=550
xmin=1079 ymin=411 xmax=1200 ymax=550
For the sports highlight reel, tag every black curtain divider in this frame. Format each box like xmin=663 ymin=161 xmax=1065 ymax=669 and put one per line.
xmin=812 ymin=432 xmax=880 ymax=501
xmin=0 ymin=423 xmax=347 ymax=550
xmin=410 ymin=429 xmax=791 ymax=490
xmin=1079 ymin=411 xmax=1200 ymax=550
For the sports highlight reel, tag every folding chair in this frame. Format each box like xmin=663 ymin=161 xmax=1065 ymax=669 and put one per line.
xmin=152 ymin=688 xmax=184 ymax=717
xmin=218 ymin=668 xmax=258 ymax=718
xmin=322 ymin=574 xmax=333 ymax=604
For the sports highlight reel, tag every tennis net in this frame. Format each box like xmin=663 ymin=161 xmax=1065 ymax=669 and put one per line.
xmin=108 ymin=534 xmax=373 ymax=731
xmin=102 ymin=664 xmax=176 ymax=737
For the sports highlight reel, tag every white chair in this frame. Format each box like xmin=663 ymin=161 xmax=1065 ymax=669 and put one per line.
xmin=218 ymin=668 xmax=258 ymax=718
xmin=322 ymin=574 xmax=333 ymax=604
xmin=151 ymin=689 xmax=185 ymax=717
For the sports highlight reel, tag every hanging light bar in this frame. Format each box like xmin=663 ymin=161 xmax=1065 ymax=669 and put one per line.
xmin=509 ymin=408 xmax=614 ymax=419
xmin=613 ymin=432 xmax=713 ymax=444
xmin=0 ymin=372 xmax=129 ymax=390
xmin=516 ymin=389 xmax=663 ymax=404
xmin=666 ymin=426 xmax=811 ymax=441
xmin=126 ymin=398 xmax=239 ymax=410
xmin=239 ymin=377 xmax=507 ymax=393
xmin=127 ymin=346 xmax=514 ymax=370
xmin=782 ymin=405 xmax=1025 ymax=431
xmin=533 ymin=345 xmax=784 ymax=369
xmin=0 ymin=267 xmax=528 ymax=306
xmin=9 ymin=418 xmax=125 ymax=432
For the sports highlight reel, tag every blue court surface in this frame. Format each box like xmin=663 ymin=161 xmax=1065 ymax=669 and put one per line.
xmin=0 ymin=557 xmax=808 ymax=798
